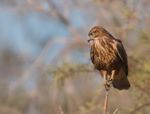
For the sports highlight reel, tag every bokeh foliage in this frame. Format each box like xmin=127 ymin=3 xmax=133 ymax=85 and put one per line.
xmin=0 ymin=0 xmax=150 ymax=114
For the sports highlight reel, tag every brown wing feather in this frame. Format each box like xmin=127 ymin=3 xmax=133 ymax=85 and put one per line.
xmin=115 ymin=40 xmax=128 ymax=76
xmin=112 ymin=67 xmax=130 ymax=90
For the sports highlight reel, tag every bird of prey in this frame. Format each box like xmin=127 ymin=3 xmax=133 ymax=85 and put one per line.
xmin=88 ymin=26 xmax=130 ymax=90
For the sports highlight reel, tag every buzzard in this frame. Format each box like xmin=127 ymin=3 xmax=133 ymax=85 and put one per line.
xmin=88 ymin=26 xmax=130 ymax=90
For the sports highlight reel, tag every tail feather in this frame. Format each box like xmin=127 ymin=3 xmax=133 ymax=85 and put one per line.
xmin=113 ymin=77 xmax=130 ymax=90
xmin=112 ymin=67 xmax=130 ymax=90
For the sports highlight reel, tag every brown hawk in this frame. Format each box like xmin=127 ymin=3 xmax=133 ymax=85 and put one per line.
xmin=88 ymin=26 xmax=130 ymax=90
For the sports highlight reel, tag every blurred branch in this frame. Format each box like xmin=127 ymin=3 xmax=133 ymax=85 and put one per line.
xmin=132 ymin=81 xmax=150 ymax=96
xmin=11 ymin=38 xmax=53 ymax=91
xmin=113 ymin=108 xmax=118 ymax=114
xmin=46 ymin=0 xmax=70 ymax=26
xmin=45 ymin=0 xmax=86 ymax=63
xmin=130 ymin=102 xmax=150 ymax=114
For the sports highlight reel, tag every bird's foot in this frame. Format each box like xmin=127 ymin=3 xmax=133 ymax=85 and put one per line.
xmin=104 ymin=83 xmax=110 ymax=91
xmin=104 ymin=81 xmax=111 ymax=91
xmin=108 ymin=78 xmax=113 ymax=85
xmin=104 ymin=79 xmax=113 ymax=91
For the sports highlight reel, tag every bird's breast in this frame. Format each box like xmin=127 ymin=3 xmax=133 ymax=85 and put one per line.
xmin=91 ymin=39 xmax=120 ymax=70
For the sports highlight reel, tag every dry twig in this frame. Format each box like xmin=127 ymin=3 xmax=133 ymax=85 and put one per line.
xmin=113 ymin=108 xmax=118 ymax=114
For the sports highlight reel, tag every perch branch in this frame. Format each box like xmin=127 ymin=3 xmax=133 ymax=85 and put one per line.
xmin=103 ymin=90 xmax=109 ymax=114
xmin=59 ymin=105 xmax=64 ymax=114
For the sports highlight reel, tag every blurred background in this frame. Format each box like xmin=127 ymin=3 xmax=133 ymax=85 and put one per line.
xmin=0 ymin=0 xmax=150 ymax=114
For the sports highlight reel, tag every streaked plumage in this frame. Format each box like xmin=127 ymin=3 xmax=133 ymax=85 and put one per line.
xmin=88 ymin=26 xmax=130 ymax=90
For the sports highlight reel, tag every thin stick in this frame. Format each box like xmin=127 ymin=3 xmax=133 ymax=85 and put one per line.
xmin=103 ymin=90 xmax=109 ymax=114
xmin=58 ymin=105 xmax=64 ymax=114
xmin=113 ymin=108 xmax=118 ymax=114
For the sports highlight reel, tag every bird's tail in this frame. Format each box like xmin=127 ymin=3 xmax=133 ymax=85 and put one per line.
xmin=112 ymin=68 xmax=130 ymax=90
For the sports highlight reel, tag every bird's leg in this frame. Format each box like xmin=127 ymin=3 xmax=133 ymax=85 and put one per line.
xmin=111 ymin=70 xmax=116 ymax=81
xmin=100 ymin=70 xmax=107 ymax=81
xmin=100 ymin=70 xmax=109 ymax=91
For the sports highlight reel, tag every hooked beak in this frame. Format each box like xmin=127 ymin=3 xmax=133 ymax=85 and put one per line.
xmin=87 ymin=38 xmax=94 ymax=43
xmin=88 ymin=32 xmax=94 ymax=43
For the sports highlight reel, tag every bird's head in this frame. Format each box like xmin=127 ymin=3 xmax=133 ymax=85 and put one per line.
xmin=88 ymin=26 xmax=106 ymax=43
